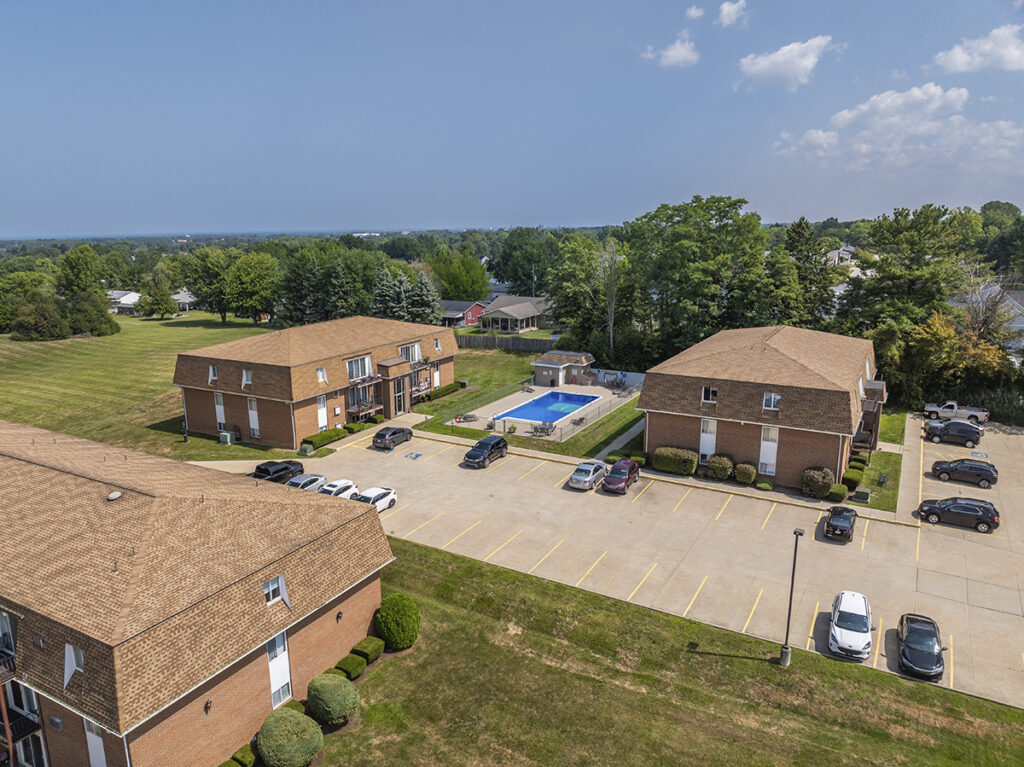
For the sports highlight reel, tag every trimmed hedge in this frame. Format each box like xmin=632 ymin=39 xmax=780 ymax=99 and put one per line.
xmin=707 ymin=453 xmax=734 ymax=481
xmin=345 ymin=422 xmax=374 ymax=434
xmin=371 ymin=414 xmax=386 ymax=424
xmin=801 ymin=466 xmax=835 ymax=499
xmin=849 ymin=456 xmax=867 ymax=468
xmin=629 ymin=453 xmax=647 ymax=467
xmin=651 ymin=446 xmax=698 ymax=476
xmin=218 ymin=761 xmax=237 ymax=767
xmin=335 ymin=653 xmax=367 ymax=680
xmin=425 ymin=382 xmax=460 ymax=401
xmin=734 ymin=463 xmax=756 ymax=485
xmin=755 ymin=480 xmax=773 ymax=491
xmin=282 ymin=700 xmax=306 ymax=716
xmin=324 ymin=668 xmax=347 ymax=678
xmin=301 ymin=428 xmax=346 ymax=450
xmin=231 ymin=745 xmax=256 ymax=767
xmin=827 ymin=483 xmax=849 ymax=502
xmin=255 ymin=708 xmax=323 ymax=767
xmin=842 ymin=469 xmax=864 ymax=491
xmin=307 ymin=673 xmax=360 ymax=728
xmin=375 ymin=593 xmax=421 ymax=650
xmin=352 ymin=636 xmax=385 ymax=664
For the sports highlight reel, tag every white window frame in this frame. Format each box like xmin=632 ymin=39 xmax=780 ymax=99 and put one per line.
xmin=271 ymin=680 xmax=292 ymax=709
xmin=758 ymin=426 xmax=779 ymax=476
xmin=64 ymin=643 xmax=84 ymax=688
xmin=699 ymin=418 xmax=717 ymax=464
xmin=763 ymin=392 xmax=781 ymax=411
xmin=247 ymin=397 xmax=260 ymax=440
xmin=858 ymin=375 xmax=864 ymax=397
xmin=214 ymin=391 xmax=226 ymax=432
xmin=399 ymin=343 xmax=422 ymax=363
xmin=865 ymin=359 xmax=871 ymax=380
xmin=434 ymin=338 xmax=441 ymax=352
xmin=347 ymin=355 xmax=372 ymax=381
xmin=242 ymin=369 xmax=254 ymax=387
xmin=701 ymin=386 xmax=717 ymax=404
xmin=208 ymin=364 xmax=218 ymax=384
xmin=262 ymin=576 xmax=282 ymax=605
xmin=316 ymin=367 xmax=328 ymax=384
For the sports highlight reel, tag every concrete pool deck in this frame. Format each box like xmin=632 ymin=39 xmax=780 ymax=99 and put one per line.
xmin=458 ymin=383 xmax=626 ymax=440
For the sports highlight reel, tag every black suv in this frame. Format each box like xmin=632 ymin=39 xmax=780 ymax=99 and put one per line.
xmin=372 ymin=427 xmax=413 ymax=450
xmin=248 ymin=460 xmax=304 ymax=483
xmin=924 ymin=420 xmax=982 ymax=448
xmin=931 ymin=458 xmax=998 ymax=488
xmin=463 ymin=435 xmax=508 ymax=468
xmin=918 ymin=497 xmax=999 ymax=533
xmin=824 ymin=506 xmax=858 ymax=541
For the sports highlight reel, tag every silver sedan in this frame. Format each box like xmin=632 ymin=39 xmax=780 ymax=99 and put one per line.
xmin=567 ymin=461 xmax=607 ymax=491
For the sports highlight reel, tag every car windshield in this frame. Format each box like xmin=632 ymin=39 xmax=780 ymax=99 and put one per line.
xmin=573 ymin=468 xmax=593 ymax=478
xmin=351 ymin=493 xmax=372 ymax=503
xmin=835 ymin=610 xmax=869 ymax=632
xmin=609 ymin=467 xmax=628 ymax=478
xmin=905 ymin=627 xmax=941 ymax=653
xmin=473 ymin=441 xmax=491 ymax=450
xmin=829 ymin=514 xmax=853 ymax=530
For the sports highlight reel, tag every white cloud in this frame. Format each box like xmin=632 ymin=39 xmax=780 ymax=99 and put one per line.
xmin=686 ymin=5 xmax=705 ymax=19
xmin=933 ymin=24 xmax=1024 ymax=72
xmin=643 ymin=31 xmax=700 ymax=68
xmin=738 ymin=35 xmax=834 ymax=91
xmin=889 ymin=69 xmax=908 ymax=80
xmin=716 ymin=0 xmax=746 ymax=27
xmin=777 ymin=82 xmax=1023 ymax=172
xmin=1015 ymin=0 xmax=1023 ymax=10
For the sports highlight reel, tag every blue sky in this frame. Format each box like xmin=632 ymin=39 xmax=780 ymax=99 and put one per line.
xmin=3 ymin=0 xmax=1023 ymax=237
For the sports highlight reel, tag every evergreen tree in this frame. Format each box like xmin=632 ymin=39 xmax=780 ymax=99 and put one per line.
xmin=406 ymin=271 xmax=442 ymax=325
xmin=371 ymin=268 xmax=401 ymax=320
xmin=783 ymin=216 xmax=835 ymax=328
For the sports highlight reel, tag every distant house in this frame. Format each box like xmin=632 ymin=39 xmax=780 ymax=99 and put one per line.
xmin=532 ymin=351 xmax=595 ymax=387
xmin=479 ymin=295 xmax=551 ymax=334
xmin=950 ymin=285 xmax=1024 ymax=352
xmin=439 ymin=300 xmax=486 ymax=327
xmin=172 ymin=288 xmax=196 ymax=312
xmin=826 ymin=244 xmax=856 ymax=266
xmin=106 ymin=289 xmax=141 ymax=314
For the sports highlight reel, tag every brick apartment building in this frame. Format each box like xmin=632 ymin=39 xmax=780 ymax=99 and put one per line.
xmin=173 ymin=316 xmax=458 ymax=450
xmin=0 ymin=421 xmax=392 ymax=767
xmin=639 ymin=326 xmax=886 ymax=488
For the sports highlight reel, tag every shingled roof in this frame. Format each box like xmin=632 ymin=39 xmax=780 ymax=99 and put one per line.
xmin=0 ymin=421 xmax=392 ymax=732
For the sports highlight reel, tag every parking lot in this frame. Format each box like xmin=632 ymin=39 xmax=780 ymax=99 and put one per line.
xmin=207 ymin=421 xmax=1024 ymax=709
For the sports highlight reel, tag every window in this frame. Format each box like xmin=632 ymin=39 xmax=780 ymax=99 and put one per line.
xmin=434 ymin=338 xmax=441 ymax=352
xmin=334 ymin=405 xmax=342 ymax=416
xmin=64 ymin=643 xmax=84 ymax=688
xmin=263 ymin=576 xmax=283 ymax=605
xmin=347 ymin=355 xmax=371 ymax=380
xmin=214 ymin=391 xmax=225 ymax=432
xmin=400 ymin=343 xmax=422 ymax=363
xmin=858 ymin=375 xmax=864 ymax=397
xmin=0 ymin=612 xmax=13 ymax=652
xmin=701 ymin=386 xmax=717 ymax=404
xmin=701 ymin=419 xmax=716 ymax=435
xmin=317 ymin=367 xmax=328 ymax=384
xmin=242 ymin=369 xmax=254 ymax=387
xmin=865 ymin=359 xmax=871 ymax=380
xmin=208 ymin=364 xmax=218 ymax=384
xmin=763 ymin=393 xmax=781 ymax=411
xmin=267 ymin=631 xmax=287 ymax=661
xmin=348 ymin=385 xmax=370 ymax=408
xmin=271 ymin=681 xmax=292 ymax=708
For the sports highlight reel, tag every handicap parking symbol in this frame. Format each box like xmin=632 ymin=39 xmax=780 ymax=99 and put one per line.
xmin=405 ymin=452 xmax=423 ymax=460
xmin=970 ymin=451 xmax=989 ymax=458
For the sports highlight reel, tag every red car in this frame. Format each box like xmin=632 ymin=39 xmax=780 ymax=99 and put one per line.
xmin=603 ymin=458 xmax=640 ymax=494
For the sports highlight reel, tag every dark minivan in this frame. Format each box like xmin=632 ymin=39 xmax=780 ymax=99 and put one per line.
xmin=248 ymin=460 xmax=304 ymax=483
xmin=918 ymin=497 xmax=999 ymax=533
xmin=463 ymin=435 xmax=508 ymax=468
xmin=931 ymin=458 xmax=997 ymax=488
xmin=923 ymin=420 xmax=982 ymax=448
xmin=372 ymin=426 xmax=413 ymax=450
xmin=603 ymin=458 xmax=640 ymax=494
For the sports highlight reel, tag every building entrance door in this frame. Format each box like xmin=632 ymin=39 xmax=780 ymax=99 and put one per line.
xmin=84 ymin=720 xmax=106 ymax=767
xmin=267 ymin=631 xmax=292 ymax=708
xmin=393 ymin=377 xmax=406 ymax=415
xmin=432 ymin=363 xmax=440 ymax=389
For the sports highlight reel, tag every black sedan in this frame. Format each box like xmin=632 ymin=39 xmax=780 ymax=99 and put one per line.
xmin=824 ymin=506 xmax=858 ymax=541
xmin=372 ymin=427 xmax=413 ymax=450
xmin=918 ymin=497 xmax=999 ymax=533
xmin=931 ymin=458 xmax=997 ymax=488
xmin=897 ymin=613 xmax=946 ymax=681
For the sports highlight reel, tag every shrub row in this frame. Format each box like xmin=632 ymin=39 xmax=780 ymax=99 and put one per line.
xmin=842 ymin=468 xmax=864 ymax=491
xmin=827 ymin=483 xmax=849 ymax=502
xmin=423 ymin=382 xmax=459 ymax=401
xmin=651 ymin=446 xmax=697 ymax=475
xmin=301 ymin=428 xmax=346 ymax=449
xmin=346 ymin=421 xmax=374 ymax=433
xmin=335 ymin=653 xmax=366 ymax=680
xmin=352 ymin=636 xmax=385 ymax=663
xmin=604 ymin=451 xmax=647 ymax=467
xmin=651 ymin=447 xmax=772 ymax=489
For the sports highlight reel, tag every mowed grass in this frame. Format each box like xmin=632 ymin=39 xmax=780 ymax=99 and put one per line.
xmin=319 ymin=538 xmax=1024 ymax=766
xmin=413 ymin=349 xmax=537 ymax=419
xmin=880 ymin=409 xmax=908 ymax=445
xmin=851 ymin=450 xmax=903 ymax=513
xmin=0 ymin=313 xmax=315 ymax=461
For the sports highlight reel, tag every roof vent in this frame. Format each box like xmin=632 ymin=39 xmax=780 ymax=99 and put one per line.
xmin=107 ymin=491 xmax=122 ymax=502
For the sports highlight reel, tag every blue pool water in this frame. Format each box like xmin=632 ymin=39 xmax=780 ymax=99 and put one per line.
xmin=496 ymin=392 xmax=599 ymax=423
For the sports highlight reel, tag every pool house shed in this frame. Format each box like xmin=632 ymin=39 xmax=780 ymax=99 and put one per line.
xmin=532 ymin=351 xmax=596 ymax=387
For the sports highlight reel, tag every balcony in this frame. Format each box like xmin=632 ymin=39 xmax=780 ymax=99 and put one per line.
xmin=0 ymin=710 xmax=41 ymax=749
xmin=346 ymin=400 xmax=383 ymax=415
xmin=347 ymin=372 xmax=381 ymax=386
xmin=0 ymin=650 xmax=14 ymax=685
xmin=411 ymin=381 xmax=432 ymax=400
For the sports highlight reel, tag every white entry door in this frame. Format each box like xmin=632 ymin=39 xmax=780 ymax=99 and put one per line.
xmin=758 ymin=426 xmax=779 ymax=476
xmin=267 ymin=631 xmax=292 ymax=708
xmin=316 ymin=395 xmax=328 ymax=432
xmin=699 ymin=419 xmax=717 ymax=464
xmin=213 ymin=392 xmax=226 ymax=430
xmin=84 ymin=720 xmax=107 ymax=767
xmin=432 ymin=363 xmax=440 ymax=389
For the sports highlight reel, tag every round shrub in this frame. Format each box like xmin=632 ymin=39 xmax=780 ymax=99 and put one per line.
xmin=651 ymin=446 xmax=698 ymax=475
xmin=255 ymin=708 xmax=323 ymax=767
xmin=306 ymin=673 xmax=359 ymax=728
xmin=801 ymin=466 xmax=835 ymax=499
xmin=827 ymin=483 xmax=848 ymax=502
xmin=842 ymin=469 xmax=864 ymax=491
xmin=755 ymin=479 xmax=773 ymax=491
xmin=707 ymin=453 xmax=734 ymax=481
xmin=375 ymin=593 xmax=421 ymax=650
xmin=734 ymin=463 xmax=757 ymax=485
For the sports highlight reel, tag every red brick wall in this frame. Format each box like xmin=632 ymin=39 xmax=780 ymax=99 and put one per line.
xmin=183 ymin=388 xmax=297 ymax=450
xmin=125 ymin=574 xmax=381 ymax=767
xmin=36 ymin=697 xmax=128 ymax=767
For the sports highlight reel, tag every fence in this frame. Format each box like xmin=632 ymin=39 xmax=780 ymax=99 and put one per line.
xmin=432 ymin=376 xmax=536 ymax=426
xmin=455 ymin=334 xmax=555 ymax=353
xmin=492 ymin=391 xmax=641 ymax=443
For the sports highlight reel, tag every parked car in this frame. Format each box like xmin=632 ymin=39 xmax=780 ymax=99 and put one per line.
xmin=602 ymin=458 xmax=640 ymax=494
xmin=284 ymin=473 xmax=327 ymax=492
xmin=351 ymin=486 xmax=397 ymax=512
xmin=923 ymin=400 xmax=989 ymax=424
xmin=248 ymin=460 xmax=304 ymax=483
xmin=924 ymin=419 xmax=982 ymax=448
xmin=896 ymin=613 xmax=946 ymax=681
xmin=828 ymin=590 xmax=874 ymax=661
xmin=318 ymin=479 xmax=359 ymax=499
xmin=372 ymin=427 xmax=413 ymax=450
xmin=567 ymin=461 xmax=607 ymax=490
xmin=918 ymin=497 xmax=999 ymax=533
xmin=930 ymin=458 xmax=998 ymax=489
xmin=463 ymin=435 xmax=508 ymax=468
xmin=824 ymin=506 xmax=858 ymax=541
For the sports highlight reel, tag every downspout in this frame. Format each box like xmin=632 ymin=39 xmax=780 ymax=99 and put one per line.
xmin=836 ymin=435 xmax=843 ymax=479
xmin=122 ymin=734 xmax=133 ymax=767
xmin=180 ymin=388 xmax=189 ymax=431
xmin=643 ymin=412 xmax=648 ymax=454
xmin=289 ymin=402 xmax=297 ymax=450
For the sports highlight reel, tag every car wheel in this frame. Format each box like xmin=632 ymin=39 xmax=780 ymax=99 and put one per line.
xmin=483 ymin=458 xmax=490 ymax=468
xmin=501 ymin=447 xmax=507 ymax=458
xmin=931 ymin=435 xmax=942 ymax=443
xmin=976 ymin=521 xmax=991 ymax=533
xmin=979 ymin=479 xmax=991 ymax=489
xmin=938 ymin=472 xmax=950 ymax=481
xmin=388 ymin=498 xmax=396 ymax=509
xmin=926 ymin=512 xmax=941 ymax=524
xmin=968 ymin=415 xmax=978 ymax=424
xmin=964 ymin=440 xmax=975 ymax=449
xmin=928 ymin=412 xmax=938 ymax=420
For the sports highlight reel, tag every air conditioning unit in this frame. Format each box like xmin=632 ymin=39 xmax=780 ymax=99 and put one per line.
xmin=219 ymin=431 xmax=236 ymax=445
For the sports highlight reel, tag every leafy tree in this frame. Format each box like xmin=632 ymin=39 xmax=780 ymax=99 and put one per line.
xmin=381 ymin=236 xmax=424 ymax=261
xmin=0 ymin=271 xmax=56 ymax=332
xmin=136 ymin=283 xmax=178 ymax=318
xmin=10 ymin=289 xmax=70 ymax=341
xmin=56 ymin=245 xmax=104 ymax=297
xmin=546 ymin=235 xmax=603 ymax=345
xmin=427 ymin=247 xmax=490 ymax=301
xmin=980 ymin=201 xmax=1021 ymax=233
xmin=226 ymin=252 xmax=281 ymax=324
xmin=179 ymin=247 xmax=240 ymax=323
xmin=324 ymin=248 xmax=386 ymax=318
xmin=66 ymin=291 xmax=120 ymax=336
xmin=406 ymin=271 xmax=442 ymax=325
xmin=495 ymin=227 xmax=558 ymax=296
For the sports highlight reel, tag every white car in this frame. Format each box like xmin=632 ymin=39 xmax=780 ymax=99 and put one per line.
xmin=351 ymin=486 xmax=397 ymax=512
xmin=828 ymin=590 xmax=874 ymax=661
xmin=284 ymin=473 xmax=327 ymax=492
xmin=318 ymin=479 xmax=359 ymax=499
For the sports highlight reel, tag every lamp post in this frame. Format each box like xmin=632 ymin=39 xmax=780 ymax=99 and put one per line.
xmin=780 ymin=527 xmax=805 ymax=667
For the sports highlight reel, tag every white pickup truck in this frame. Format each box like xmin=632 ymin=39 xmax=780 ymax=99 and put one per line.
xmin=923 ymin=401 xmax=990 ymax=423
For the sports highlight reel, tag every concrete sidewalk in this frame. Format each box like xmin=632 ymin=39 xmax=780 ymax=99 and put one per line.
xmin=594 ymin=419 xmax=645 ymax=461
xmin=894 ymin=414 xmax=925 ymax=523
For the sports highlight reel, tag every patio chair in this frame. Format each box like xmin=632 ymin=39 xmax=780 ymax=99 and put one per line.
xmin=570 ymin=416 xmax=586 ymax=427
xmin=522 ymin=384 xmax=535 ymax=393
xmin=877 ymin=474 xmax=889 ymax=486
xmin=460 ymin=413 xmax=479 ymax=422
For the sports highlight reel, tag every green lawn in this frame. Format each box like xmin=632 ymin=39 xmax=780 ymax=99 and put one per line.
xmin=0 ymin=313 xmax=323 ymax=461
xmin=413 ymin=349 xmax=537 ymax=419
xmin=850 ymin=450 xmax=902 ymax=513
xmin=879 ymin=409 xmax=908 ymax=445
xmin=317 ymin=538 xmax=1024 ymax=766
xmin=454 ymin=327 xmax=556 ymax=339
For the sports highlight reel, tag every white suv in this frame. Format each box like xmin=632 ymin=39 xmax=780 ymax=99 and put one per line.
xmin=828 ymin=591 xmax=874 ymax=661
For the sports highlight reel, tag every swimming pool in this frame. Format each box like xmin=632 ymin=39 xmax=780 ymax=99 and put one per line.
xmin=496 ymin=392 xmax=599 ymax=423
